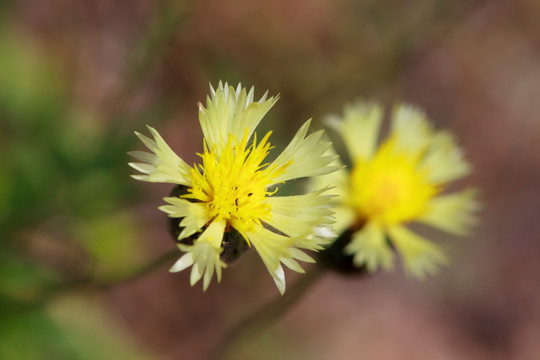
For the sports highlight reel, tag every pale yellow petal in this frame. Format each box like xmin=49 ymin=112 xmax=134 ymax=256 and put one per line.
xmin=247 ymin=227 xmax=294 ymax=269
xmin=197 ymin=218 xmax=226 ymax=249
xmin=266 ymin=188 xmax=334 ymax=244
xmin=269 ymin=120 xmax=340 ymax=183
xmin=228 ymin=92 xmax=277 ymax=143
xmin=175 ymin=219 xmax=227 ymax=290
xmin=159 ymin=197 xmax=211 ymax=240
xmin=391 ymin=104 xmax=433 ymax=154
xmin=272 ymin=265 xmax=286 ymax=295
xmin=306 ymin=146 xmax=355 ymax=235
xmin=331 ymin=205 xmax=356 ymax=237
xmin=129 ymin=126 xmax=192 ymax=185
xmin=158 ymin=197 xmax=193 ymax=218
xmin=419 ymin=189 xmax=479 ymax=235
xmin=280 ymin=244 xmax=316 ymax=273
xmin=246 ymin=227 xmax=296 ymax=295
xmin=325 ymin=101 xmax=382 ymax=161
xmin=189 ymin=257 xmax=203 ymax=286
xmin=280 ymin=257 xmax=305 ymax=273
xmin=289 ymin=247 xmax=315 ymax=263
xmin=169 ymin=251 xmax=193 ymax=272
xmin=199 ymin=82 xmax=277 ymax=151
xmin=388 ymin=225 xmax=448 ymax=279
xmin=308 ymin=146 xmax=349 ymax=198
xmin=247 ymin=226 xmax=321 ymax=294
xmin=420 ymin=131 xmax=471 ymax=183
xmin=177 ymin=214 xmax=209 ymax=240
xmin=344 ymin=221 xmax=394 ymax=272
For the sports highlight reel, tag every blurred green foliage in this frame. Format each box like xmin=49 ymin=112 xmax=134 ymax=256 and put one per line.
xmin=0 ymin=293 xmax=150 ymax=359
xmin=0 ymin=30 xmax=135 ymax=232
xmin=0 ymin=25 xmax=151 ymax=359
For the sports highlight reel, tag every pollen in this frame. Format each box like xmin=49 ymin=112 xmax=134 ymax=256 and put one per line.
xmin=184 ymin=129 xmax=285 ymax=235
xmin=349 ymin=137 xmax=439 ymax=225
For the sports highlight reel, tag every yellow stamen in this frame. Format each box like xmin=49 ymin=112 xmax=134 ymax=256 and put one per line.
xmin=348 ymin=136 xmax=439 ymax=225
xmin=184 ymin=129 xmax=290 ymax=237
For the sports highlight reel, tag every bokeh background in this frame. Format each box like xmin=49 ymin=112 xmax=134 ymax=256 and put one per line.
xmin=1 ymin=0 xmax=540 ymax=359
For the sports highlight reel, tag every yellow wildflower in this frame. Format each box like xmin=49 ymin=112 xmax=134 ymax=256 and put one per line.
xmin=316 ymin=101 xmax=478 ymax=278
xmin=129 ymin=82 xmax=337 ymax=293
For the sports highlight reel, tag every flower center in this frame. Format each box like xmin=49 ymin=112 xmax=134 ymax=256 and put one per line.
xmin=349 ymin=137 xmax=438 ymax=224
xmin=184 ymin=130 xmax=280 ymax=234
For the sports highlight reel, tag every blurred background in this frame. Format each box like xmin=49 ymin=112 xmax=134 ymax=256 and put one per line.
xmin=1 ymin=0 xmax=539 ymax=359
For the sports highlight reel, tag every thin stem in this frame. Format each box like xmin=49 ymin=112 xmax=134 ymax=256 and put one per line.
xmin=35 ymin=248 xmax=179 ymax=305
xmin=209 ymin=265 xmax=325 ymax=360
xmin=98 ymin=248 xmax=179 ymax=289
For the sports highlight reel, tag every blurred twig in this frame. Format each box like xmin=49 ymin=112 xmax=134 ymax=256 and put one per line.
xmin=34 ymin=248 xmax=179 ymax=306
xmin=97 ymin=247 xmax=179 ymax=289
xmin=209 ymin=265 xmax=325 ymax=360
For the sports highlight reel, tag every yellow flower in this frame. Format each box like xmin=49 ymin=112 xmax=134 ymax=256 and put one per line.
xmin=129 ymin=82 xmax=337 ymax=294
xmin=316 ymin=101 xmax=478 ymax=278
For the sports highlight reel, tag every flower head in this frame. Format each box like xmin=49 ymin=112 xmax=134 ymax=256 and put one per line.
xmin=316 ymin=101 xmax=478 ymax=278
xmin=129 ymin=82 xmax=337 ymax=293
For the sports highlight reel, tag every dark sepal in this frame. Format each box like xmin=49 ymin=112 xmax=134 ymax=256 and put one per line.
xmin=166 ymin=185 xmax=197 ymax=245
xmin=165 ymin=185 xmax=250 ymax=264
xmin=317 ymin=229 xmax=368 ymax=275
xmin=220 ymin=228 xmax=250 ymax=264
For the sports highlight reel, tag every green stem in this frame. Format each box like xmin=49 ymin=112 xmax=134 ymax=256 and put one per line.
xmin=97 ymin=248 xmax=179 ymax=289
xmin=36 ymin=248 xmax=179 ymax=305
xmin=210 ymin=265 xmax=325 ymax=360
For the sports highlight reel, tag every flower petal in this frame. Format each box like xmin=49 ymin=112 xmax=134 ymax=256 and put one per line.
xmin=344 ymin=221 xmax=394 ymax=272
xmin=391 ymin=104 xmax=433 ymax=154
xmin=307 ymin=149 xmax=355 ymax=236
xmin=197 ymin=218 xmax=227 ymax=249
xmin=325 ymin=101 xmax=382 ymax=161
xmin=308 ymin=146 xmax=348 ymax=196
xmin=159 ymin=197 xmax=211 ymax=240
xmin=420 ymin=132 xmax=471 ymax=183
xmin=272 ymin=265 xmax=286 ymax=295
xmin=418 ymin=189 xmax=479 ymax=235
xmin=280 ymin=257 xmax=305 ymax=273
xmin=269 ymin=120 xmax=340 ymax=183
xmin=331 ymin=206 xmax=356 ymax=237
xmin=387 ymin=225 xmax=448 ymax=279
xmin=199 ymin=82 xmax=278 ymax=151
xmin=246 ymin=227 xmax=296 ymax=295
xmin=174 ymin=219 xmax=227 ymax=290
xmin=169 ymin=251 xmax=194 ymax=272
xmin=129 ymin=126 xmax=192 ymax=185
xmin=266 ymin=188 xmax=334 ymax=247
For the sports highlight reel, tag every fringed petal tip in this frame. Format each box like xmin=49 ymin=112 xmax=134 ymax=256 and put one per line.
xmin=388 ymin=225 xmax=449 ymax=280
xmin=344 ymin=222 xmax=394 ymax=272
xmin=342 ymin=223 xmax=449 ymax=278
xmin=172 ymin=242 xmax=227 ymax=291
xmin=200 ymin=82 xmax=279 ymax=151
xmin=269 ymin=119 xmax=340 ymax=183
xmin=271 ymin=265 xmax=286 ymax=295
xmin=248 ymin=226 xmax=325 ymax=294
xmin=403 ymin=251 xmax=449 ymax=281
xmin=325 ymin=101 xmax=383 ymax=161
xmin=169 ymin=251 xmax=194 ymax=273
xmin=130 ymin=125 xmax=192 ymax=185
xmin=420 ymin=189 xmax=480 ymax=236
